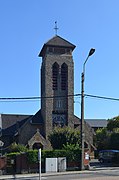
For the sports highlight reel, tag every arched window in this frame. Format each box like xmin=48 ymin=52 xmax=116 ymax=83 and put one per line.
xmin=61 ymin=63 xmax=68 ymax=90
xmin=52 ymin=62 xmax=59 ymax=90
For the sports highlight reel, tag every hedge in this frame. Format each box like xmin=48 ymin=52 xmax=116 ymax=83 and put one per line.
xmin=6 ymin=149 xmax=81 ymax=164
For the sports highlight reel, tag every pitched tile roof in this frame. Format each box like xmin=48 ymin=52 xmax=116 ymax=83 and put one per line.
xmin=30 ymin=110 xmax=43 ymax=124
xmin=1 ymin=110 xmax=43 ymax=136
xmin=45 ymin=35 xmax=76 ymax=48
xmin=74 ymin=116 xmax=107 ymax=128
xmin=85 ymin=119 xmax=107 ymax=128
xmin=1 ymin=114 xmax=31 ymax=129
xmin=39 ymin=35 xmax=76 ymax=57
xmin=2 ymin=116 xmax=32 ymax=136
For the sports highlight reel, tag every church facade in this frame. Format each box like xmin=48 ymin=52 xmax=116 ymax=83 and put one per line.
xmin=0 ymin=35 xmax=94 ymax=152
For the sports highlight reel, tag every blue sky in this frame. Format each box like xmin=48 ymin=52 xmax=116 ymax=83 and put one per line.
xmin=0 ymin=0 xmax=119 ymax=119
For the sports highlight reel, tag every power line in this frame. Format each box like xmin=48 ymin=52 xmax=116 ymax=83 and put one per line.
xmin=0 ymin=95 xmax=77 ymax=103
xmin=0 ymin=99 xmax=40 ymax=103
xmin=0 ymin=96 xmax=40 ymax=100
xmin=0 ymin=93 xmax=119 ymax=103
xmin=0 ymin=94 xmax=80 ymax=100
xmin=85 ymin=94 xmax=119 ymax=101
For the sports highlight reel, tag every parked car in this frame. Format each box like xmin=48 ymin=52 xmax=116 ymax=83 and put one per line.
xmin=98 ymin=150 xmax=119 ymax=163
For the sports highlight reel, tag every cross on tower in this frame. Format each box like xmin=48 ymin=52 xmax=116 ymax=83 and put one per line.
xmin=54 ymin=21 xmax=59 ymax=35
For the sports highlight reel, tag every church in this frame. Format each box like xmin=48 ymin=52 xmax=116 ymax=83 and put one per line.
xmin=0 ymin=34 xmax=94 ymax=152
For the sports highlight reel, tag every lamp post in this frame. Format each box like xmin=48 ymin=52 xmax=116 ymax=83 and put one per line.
xmin=80 ymin=48 xmax=95 ymax=170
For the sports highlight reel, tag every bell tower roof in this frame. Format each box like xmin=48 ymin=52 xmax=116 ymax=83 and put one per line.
xmin=39 ymin=35 xmax=76 ymax=57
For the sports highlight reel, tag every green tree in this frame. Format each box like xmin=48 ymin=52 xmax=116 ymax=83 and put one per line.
xmin=9 ymin=142 xmax=28 ymax=152
xmin=95 ymin=116 xmax=119 ymax=151
xmin=107 ymin=116 xmax=119 ymax=131
xmin=48 ymin=127 xmax=80 ymax=149
xmin=108 ymin=132 xmax=119 ymax=150
xmin=95 ymin=128 xmax=109 ymax=150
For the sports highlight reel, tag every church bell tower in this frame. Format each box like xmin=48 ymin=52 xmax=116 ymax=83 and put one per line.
xmin=39 ymin=35 xmax=76 ymax=138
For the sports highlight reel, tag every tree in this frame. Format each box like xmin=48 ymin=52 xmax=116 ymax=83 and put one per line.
xmin=9 ymin=142 xmax=28 ymax=153
xmin=48 ymin=127 xmax=80 ymax=149
xmin=95 ymin=128 xmax=109 ymax=150
xmin=109 ymin=132 xmax=119 ymax=150
xmin=107 ymin=116 xmax=119 ymax=131
xmin=95 ymin=116 xmax=119 ymax=151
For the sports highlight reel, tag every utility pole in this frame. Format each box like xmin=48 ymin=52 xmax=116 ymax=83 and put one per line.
xmin=80 ymin=48 xmax=95 ymax=170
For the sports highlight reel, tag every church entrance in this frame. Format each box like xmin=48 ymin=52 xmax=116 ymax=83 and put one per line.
xmin=33 ymin=142 xmax=43 ymax=150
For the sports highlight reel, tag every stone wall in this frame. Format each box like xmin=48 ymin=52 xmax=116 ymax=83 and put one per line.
xmin=41 ymin=53 xmax=75 ymax=138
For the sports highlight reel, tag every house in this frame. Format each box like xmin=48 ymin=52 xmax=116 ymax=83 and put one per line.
xmin=85 ymin=119 xmax=108 ymax=132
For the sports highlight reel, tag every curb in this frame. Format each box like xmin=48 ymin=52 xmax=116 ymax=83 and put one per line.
xmin=0 ymin=171 xmax=90 ymax=179
xmin=1 ymin=167 xmax=119 ymax=179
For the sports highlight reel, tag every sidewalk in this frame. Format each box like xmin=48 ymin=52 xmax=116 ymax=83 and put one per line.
xmin=0 ymin=171 xmax=83 ymax=179
xmin=1 ymin=166 xmax=119 ymax=179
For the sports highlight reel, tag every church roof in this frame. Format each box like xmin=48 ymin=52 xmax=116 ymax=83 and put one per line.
xmin=39 ymin=35 xmax=76 ymax=57
xmin=2 ymin=116 xmax=32 ymax=136
xmin=30 ymin=110 xmax=43 ymax=124
xmin=1 ymin=110 xmax=43 ymax=136
xmin=0 ymin=114 xmax=31 ymax=129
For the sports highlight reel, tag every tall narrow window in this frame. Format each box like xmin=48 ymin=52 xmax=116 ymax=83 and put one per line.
xmin=52 ymin=62 xmax=59 ymax=90
xmin=61 ymin=63 xmax=68 ymax=90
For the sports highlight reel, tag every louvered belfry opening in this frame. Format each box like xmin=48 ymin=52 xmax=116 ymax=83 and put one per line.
xmin=61 ymin=63 xmax=68 ymax=90
xmin=52 ymin=62 xmax=59 ymax=90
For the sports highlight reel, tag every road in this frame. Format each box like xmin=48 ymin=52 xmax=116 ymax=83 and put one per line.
xmin=1 ymin=160 xmax=119 ymax=180
xmin=4 ymin=168 xmax=119 ymax=180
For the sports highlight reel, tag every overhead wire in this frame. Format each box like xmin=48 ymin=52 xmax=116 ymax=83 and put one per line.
xmin=0 ymin=93 xmax=119 ymax=102
xmin=85 ymin=94 xmax=119 ymax=101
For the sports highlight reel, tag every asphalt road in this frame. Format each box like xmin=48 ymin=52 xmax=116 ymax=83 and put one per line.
xmin=1 ymin=160 xmax=119 ymax=180
xmin=3 ymin=168 xmax=119 ymax=180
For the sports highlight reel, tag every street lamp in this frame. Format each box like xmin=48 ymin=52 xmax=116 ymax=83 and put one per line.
xmin=80 ymin=48 xmax=95 ymax=170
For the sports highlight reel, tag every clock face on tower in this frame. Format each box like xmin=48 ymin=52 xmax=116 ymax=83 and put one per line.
xmin=52 ymin=114 xmax=66 ymax=126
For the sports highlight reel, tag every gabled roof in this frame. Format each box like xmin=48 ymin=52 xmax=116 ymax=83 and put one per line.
xmin=74 ymin=116 xmax=107 ymax=128
xmin=45 ymin=35 xmax=76 ymax=48
xmin=2 ymin=116 xmax=32 ymax=136
xmin=1 ymin=114 xmax=31 ymax=129
xmin=85 ymin=119 xmax=107 ymax=128
xmin=39 ymin=35 xmax=76 ymax=57
xmin=1 ymin=110 xmax=44 ymax=136
xmin=30 ymin=110 xmax=43 ymax=124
